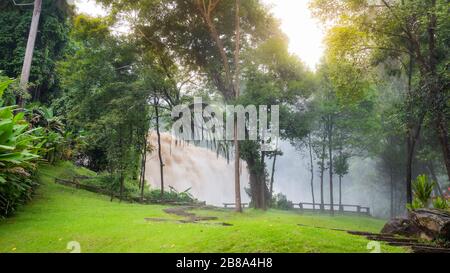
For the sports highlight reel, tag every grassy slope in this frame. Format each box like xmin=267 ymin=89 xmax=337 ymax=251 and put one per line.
xmin=0 ymin=163 xmax=407 ymax=253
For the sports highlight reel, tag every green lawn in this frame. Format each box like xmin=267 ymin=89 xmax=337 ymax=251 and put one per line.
xmin=0 ymin=163 xmax=408 ymax=253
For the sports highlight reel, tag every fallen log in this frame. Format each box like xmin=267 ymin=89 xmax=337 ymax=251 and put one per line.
xmin=410 ymin=209 xmax=450 ymax=241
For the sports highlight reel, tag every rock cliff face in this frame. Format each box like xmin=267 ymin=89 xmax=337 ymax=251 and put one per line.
xmin=382 ymin=209 xmax=450 ymax=241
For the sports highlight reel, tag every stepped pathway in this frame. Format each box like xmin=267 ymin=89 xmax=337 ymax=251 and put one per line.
xmin=145 ymin=206 xmax=233 ymax=226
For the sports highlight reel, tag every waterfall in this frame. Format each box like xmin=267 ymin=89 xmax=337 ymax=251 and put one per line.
xmin=145 ymin=133 xmax=250 ymax=206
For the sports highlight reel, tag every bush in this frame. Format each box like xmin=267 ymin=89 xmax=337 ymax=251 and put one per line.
xmin=407 ymin=198 xmax=424 ymax=211
xmin=0 ymin=79 xmax=42 ymax=217
xmin=271 ymin=193 xmax=293 ymax=210
xmin=81 ymin=173 xmax=195 ymax=204
xmin=144 ymin=189 xmax=195 ymax=203
xmin=433 ymin=197 xmax=449 ymax=210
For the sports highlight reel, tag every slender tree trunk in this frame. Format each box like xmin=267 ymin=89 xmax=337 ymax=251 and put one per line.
xmin=233 ymin=0 xmax=242 ymax=212
xmin=140 ymin=131 xmax=148 ymax=202
xmin=338 ymin=176 xmax=342 ymax=207
xmin=154 ymin=100 xmax=164 ymax=196
xmin=328 ymin=116 xmax=334 ymax=216
xmin=390 ymin=166 xmax=394 ymax=218
xmin=260 ymin=151 xmax=266 ymax=210
xmin=247 ymin=158 xmax=260 ymax=209
xmin=405 ymin=132 xmax=415 ymax=204
xmin=308 ymin=134 xmax=315 ymax=208
xmin=270 ymin=152 xmax=277 ymax=198
xmin=118 ymin=130 xmax=125 ymax=202
xmin=320 ymin=133 xmax=326 ymax=212
xmin=436 ymin=115 xmax=450 ymax=182
xmin=140 ymin=152 xmax=147 ymax=200
xmin=404 ymin=45 xmax=423 ymax=205
xmin=19 ymin=0 xmax=42 ymax=107
xmin=119 ymin=172 xmax=125 ymax=202
xmin=427 ymin=161 xmax=444 ymax=198
xmin=109 ymin=171 xmax=114 ymax=202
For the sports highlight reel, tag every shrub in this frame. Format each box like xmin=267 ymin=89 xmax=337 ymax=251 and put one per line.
xmin=0 ymin=79 xmax=42 ymax=217
xmin=407 ymin=198 xmax=424 ymax=211
xmin=433 ymin=197 xmax=449 ymax=210
xmin=272 ymin=193 xmax=293 ymax=210
xmin=81 ymin=173 xmax=195 ymax=203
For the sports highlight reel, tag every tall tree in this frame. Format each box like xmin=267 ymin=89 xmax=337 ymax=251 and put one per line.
xmin=97 ymin=0 xmax=294 ymax=210
xmin=311 ymin=0 xmax=450 ymax=204
xmin=19 ymin=0 xmax=42 ymax=107
xmin=0 ymin=0 xmax=71 ymax=104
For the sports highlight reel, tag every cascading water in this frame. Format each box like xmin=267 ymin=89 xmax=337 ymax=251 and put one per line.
xmin=145 ymin=133 xmax=391 ymax=217
xmin=145 ymin=133 xmax=250 ymax=206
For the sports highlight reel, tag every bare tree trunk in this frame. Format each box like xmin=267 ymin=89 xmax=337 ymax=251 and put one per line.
xmin=109 ymin=171 xmax=115 ymax=202
xmin=436 ymin=115 xmax=450 ymax=182
xmin=233 ymin=0 xmax=242 ymax=212
xmin=260 ymin=151 xmax=267 ymax=210
xmin=154 ymin=99 xmax=164 ymax=196
xmin=140 ymin=131 xmax=148 ymax=202
xmin=19 ymin=0 xmax=42 ymax=107
xmin=390 ymin=166 xmax=394 ymax=219
xmin=405 ymin=132 xmax=415 ymax=204
xmin=427 ymin=161 xmax=444 ymax=198
xmin=118 ymin=130 xmax=125 ymax=202
xmin=320 ymin=132 xmax=326 ymax=212
xmin=308 ymin=134 xmax=315 ymax=209
xmin=233 ymin=112 xmax=242 ymax=211
xmin=270 ymin=152 xmax=277 ymax=198
xmin=328 ymin=116 xmax=334 ymax=216
xmin=119 ymin=172 xmax=125 ymax=202
xmin=338 ymin=175 xmax=342 ymax=207
xmin=404 ymin=45 xmax=423 ymax=205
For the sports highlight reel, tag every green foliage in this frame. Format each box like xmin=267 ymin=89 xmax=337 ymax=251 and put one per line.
xmin=56 ymin=15 xmax=150 ymax=179
xmin=82 ymin=173 xmax=195 ymax=203
xmin=0 ymin=0 xmax=71 ymax=103
xmin=412 ymin=174 xmax=435 ymax=208
xmin=271 ymin=193 xmax=294 ymax=211
xmin=145 ymin=189 xmax=195 ymax=204
xmin=334 ymin=153 xmax=350 ymax=177
xmin=0 ymin=79 xmax=42 ymax=217
xmin=407 ymin=199 xmax=424 ymax=211
xmin=433 ymin=197 xmax=449 ymax=210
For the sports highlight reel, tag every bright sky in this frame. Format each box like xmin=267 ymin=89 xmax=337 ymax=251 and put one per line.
xmin=263 ymin=0 xmax=325 ymax=70
xmin=74 ymin=0 xmax=325 ymax=70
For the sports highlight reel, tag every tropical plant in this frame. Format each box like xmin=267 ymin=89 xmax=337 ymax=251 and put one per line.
xmin=26 ymin=105 xmax=67 ymax=163
xmin=0 ymin=79 xmax=42 ymax=217
xmin=407 ymin=199 xmax=425 ymax=211
xmin=433 ymin=197 xmax=449 ymax=210
xmin=412 ymin=175 xmax=435 ymax=208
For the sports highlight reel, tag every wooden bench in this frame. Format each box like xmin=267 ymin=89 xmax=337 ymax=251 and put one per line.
xmin=223 ymin=203 xmax=249 ymax=209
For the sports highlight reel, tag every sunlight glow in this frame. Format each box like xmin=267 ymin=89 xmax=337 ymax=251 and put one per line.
xmin=263 ymin=0 xmax=325 ymax=70
xmin=74 ymin=0 xmax=325 ymax=70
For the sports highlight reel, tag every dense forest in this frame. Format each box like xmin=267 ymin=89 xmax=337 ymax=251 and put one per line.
xmin=0 ymin=0 xmax=448 ymax=222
